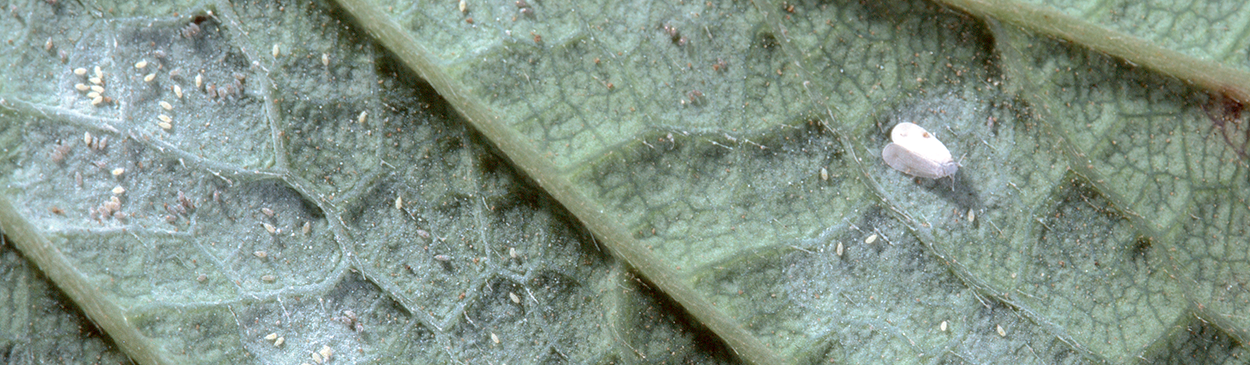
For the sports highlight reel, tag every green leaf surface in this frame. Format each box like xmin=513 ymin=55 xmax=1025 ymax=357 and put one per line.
xmin=2 ymin=0 xmax=1249 ymax=364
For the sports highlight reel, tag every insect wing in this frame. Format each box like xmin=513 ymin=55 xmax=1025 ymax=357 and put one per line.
xmin=883 ymin=122 xmax=958 ymax=178
xmin=883 ymin=142 xmax=952 ymax=179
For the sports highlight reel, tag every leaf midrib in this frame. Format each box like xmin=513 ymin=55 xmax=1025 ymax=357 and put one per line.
xmin=330 ymin=0 xmax=785 ymax=363
xmin=4 ymin=0 xmax=1244 ymax=363
xmin=331 ymin=0 xmax=1250 ymax=363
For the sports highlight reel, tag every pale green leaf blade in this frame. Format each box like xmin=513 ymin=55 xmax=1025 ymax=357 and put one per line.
xmin=1 ymin=0 xmax=733 ymax=363
xmin=4 ymin=0 xmax=1250 ymax=364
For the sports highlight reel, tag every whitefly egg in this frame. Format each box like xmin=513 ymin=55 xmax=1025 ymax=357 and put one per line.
xmin=882 ymin=122 xmax=958 ymax=179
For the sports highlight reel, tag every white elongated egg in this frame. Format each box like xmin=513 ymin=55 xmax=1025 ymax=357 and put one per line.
xmin=882 ymin=122 xmax=958 ymax=179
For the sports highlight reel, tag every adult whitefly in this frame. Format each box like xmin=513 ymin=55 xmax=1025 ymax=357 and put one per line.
xmin=881 ymin=122 xmax=958 ymax=179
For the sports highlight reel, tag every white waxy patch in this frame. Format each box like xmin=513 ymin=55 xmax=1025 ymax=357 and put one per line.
xmin=358 ymin=110 xmax=368 ymax=124
xmin=459 ymin=0 xmax=468 ymax=13
xmin=261 ymin=275 xmax=276 ymax=283
xmin=272 ymin=44 xmax=280 ymax=58
xmin=865 ymin=233 xmax=877 ymax=244
xmin=135 ymin=60 xmax=148 ymax=69
xmin=87 ymin=91 xmax=101 ymax=99
xmin=94 ymin=66 xmax=102 ymax=78
xmin=264 ymin=333 xmax=278 ymax=341
xmin=158 ymin=121 xmax=172 ymax=130
xmin=302 ymin=221 xmax=311 ymax=234
xmin=273 ymin=336 xmax=284 ymax=347
xmin=253 ymin=251 xmax=267 ymax=258
xmin=509 ymin=292 xmax=520 ymax=304
xmin=490 ymin=332 xmax=499 ymax=344
xmin=89 ymin=76 xmax=102 ymax=85
xmin=509 ymin=247 xmax=517 ymax=258
xmin=158 ymin=114 xmax=172 ymax=124
xmin=394 ymin=195 xmax=402 ymax=210
xmin=160 ymin=101 xmax=173 ymax=110
xmin=84 ymin=132 xmax=93 ymax=145
xmin=144 ymin=73 xmax=156 ymax=83
xmin=195 ymin=74 xmax=203 ymax=88
xmin=881 ymin=122 xmax=958 ymax=179
xmin=940 ymin=321 xmax=947 ymax=332
xmin=820 ymin=167 xmax=828 ymax=181
xmin=996 ymin=324 xmax=1006 ymax=337
xmin=90 ymin=96 xmax=104 ymax=106
xmin=90 ymin=85 xmax=104 ymax=93
xmin=835 ymin=242 xmax=843 ymax=256
xmin=110 ymin=168 xmax=124 ymax=176
xmin=112 ymin=185 xmax=125 ymax=195
xmin=173 ymin=85 xmax=183 ymax=98
xmin=321 ymin=53 xmax=330 ymax=67
xmin=967 ymin=210 xmax=975 ymax=223
xmin=263 ymin=222 xmax=277 ymax=234
xmin=75 ymin=83 xmax=89 ymax=91
xmin=74 ymin=67 xmax=87 ymax=76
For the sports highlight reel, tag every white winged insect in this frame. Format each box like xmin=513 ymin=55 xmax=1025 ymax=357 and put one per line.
xmin=882 ymin=122 xmax=958 ymax=179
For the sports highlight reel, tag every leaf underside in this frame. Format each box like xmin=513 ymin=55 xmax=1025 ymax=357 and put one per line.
xmin=2 ymin=0 xmax=1249 ymax=364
